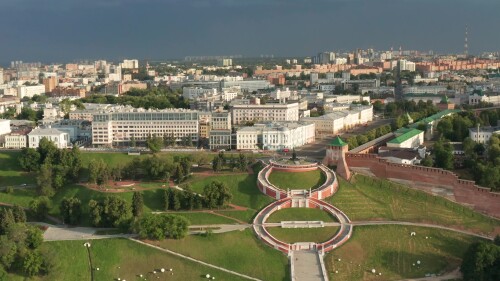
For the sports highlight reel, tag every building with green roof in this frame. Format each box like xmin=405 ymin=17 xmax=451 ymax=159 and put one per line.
xmin=387 ymin=128 xmax=424 ymax=148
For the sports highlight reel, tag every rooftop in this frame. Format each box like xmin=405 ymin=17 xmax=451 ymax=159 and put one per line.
xmin=330 ymin=136 xmax=347 ymax=147
xmin=387 ymin=129 xmax=423 ymax=144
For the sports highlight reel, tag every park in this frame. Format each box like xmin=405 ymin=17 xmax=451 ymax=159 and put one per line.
xmin=0 ymin=149 xmax=499 ymax=281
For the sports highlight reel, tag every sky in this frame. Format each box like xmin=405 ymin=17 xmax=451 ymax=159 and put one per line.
xmin=0 ymin=0 xmax=499 ymax=63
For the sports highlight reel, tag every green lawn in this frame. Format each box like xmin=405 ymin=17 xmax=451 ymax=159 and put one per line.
xmin=0 ymin=151 xmax=36 ymax=186
xmin=0 ymin=188 xmax=38 ymax=207
xmin=266 ymin=208 xmax=337 ymax=223
xmin=268 ymin=169 xmax=326 ymax=190
xmin=267 ymin=226 xmax=340 ymax=243
xmin=331 ymin=175 xmax=500 ymax=235
xmin=1 ymin=240 xmax=90 ymax=281
xmin=1 ymin=238 xmax=251 ymax=281
xmin=325 ymin=225 xmax=483 ymax=281
xmin=188 ymin=173 xmax=274 ymax=210
xmin=154 ymin=229 xmax=290 ymax=281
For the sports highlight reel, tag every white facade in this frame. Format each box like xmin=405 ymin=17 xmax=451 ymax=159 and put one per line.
xmin=28 ymin=128 xmax=69 ymax=149
xmin=301 ymin=105 xmax=373 ymax=135
xmin=270 ymin=88 xmax=292 ymax=100
xmin=91 ymin=108 xmax=199 ymax=146
xmin=236 ymin=122 xmax=315 ymax=151
xmin=469 ymin=93 xmax=500 ymax=105
xmin=120 ymin=59 xmax=139 ymax=69
xmin=231 ymin=103 xmax=299 ymax=125
xmin=469 ymin=126 xmax=500 ymax=144
xmin=17 ymin=85 xmax=45 ymax=98
xmin=4 ymin=134 xmax=28 ymax=149
xmin=0 ymin=119 xmax=11 ymax=135
xmin=211 ymin=111 xmax=231 ymax=130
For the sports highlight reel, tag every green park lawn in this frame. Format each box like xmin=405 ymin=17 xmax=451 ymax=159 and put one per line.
xmin=1 ymin=239 xmax=251 ymax=281
xmin=268 ymin=169 xmax=326 ymax=190
xmin=187 ymin=173 xmax=274 ymax=210
xmin=0 ymin=151 xmax=36 ymax=186
xmin=154 ymin=229 xmax=290 ymax=281
xmin=324 ymin=225 xmax=483 ymax=281
xmin=267 ymin=226 xmax=340 ymax=244
xmin=214 ymin=209 xmax=257 ymax=223
xmin=331 ymin=175 xmax=500 ymax=235
xmin=266 ymin=208 xmax=337 ymax=223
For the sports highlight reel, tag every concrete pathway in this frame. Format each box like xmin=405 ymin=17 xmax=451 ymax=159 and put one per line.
xmin=291 ymin=250 xmax=325 ymax=281
xmin=43 ymin=225 xmax=134 ymax=241
xmin=350 ymin=221 xmax=494 ymax=240
xmin=131 ymin=238 xmax=262 ymax=281
xmin=189 ymin=224 xmax=250 ymax=234
xmin=396 ymin=267 xmax=461 ymax=281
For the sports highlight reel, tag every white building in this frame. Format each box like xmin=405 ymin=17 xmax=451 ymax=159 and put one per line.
xmin=469 ymin=126 xmax=500 ymax=144
xmin=4 ymin=133 xmax=28 ymax=149
xmin=120 ymin=59 xmax=139 ymax=69
xmin=236 ymin=122 xmax=315 ymax=151
xmin=270 ymin=88 xmax=292 ymax=100
xmin=0 ymin=119 xmax=11 ymax=135
xmin=17 ymin=85 xmax=45 ymax=98
xmin=28 ymin=128 xmax=70 ymax=149
xmin=221 ymin=79 xmax=273 ymax=92
xmin=469 ymin=92 xmax=500 ymax=106
xmin=301 ymin=105 xmax=373 ymax=135
xmin=231 ymin=102 xmax=299 ymax=125
xmin=217 ymin=58 xmax=232 ymax=67
xmin=402 ymin=86 xmax=447 ymax=95
xmin=386 ymin=128 xmax=424 ymax=149
xmin=91 ymin=108 xmax=199 ymax=146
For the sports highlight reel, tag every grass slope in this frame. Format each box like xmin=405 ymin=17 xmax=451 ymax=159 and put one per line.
xmin=325 ymin=225 xmax=483 ymax=281
xmin=267 ymin=226 xmax=340 ymax=244
xmin=188 ymin=173 xmax=274 ymax=210
xmin=2 ymin=238 xmax=251 ymax=281
xmin=331 ymin=175 xmax=500 ymax=235
xmin=154 ymin=229 xmax=290 ymax=281
xmin=268 ymin=169 xmax=326 ymax=190
xmin=0 ymin=151 xmax=35 ymax=186
xmin=266 ymin=208 xmax=337 ymax=223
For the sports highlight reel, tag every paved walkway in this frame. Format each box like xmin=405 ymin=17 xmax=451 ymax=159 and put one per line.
xmin=396 ymin=267 xmax=461 ymax=281
xmin=350 ymin=221 xmax=494 ymax=240
xmin=131 ymin=238 xmax=262 ymax=281
xmin=43 ymin=225 xmax=134 ymax=241
xmin=189 ymin=224 xmax=250 ymax=234
xmin=291 ymin=250 xmax=325 ymax=281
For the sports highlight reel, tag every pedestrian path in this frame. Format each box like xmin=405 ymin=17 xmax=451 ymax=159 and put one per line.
xmin=291 ymin=250 xmax=326 ymax=281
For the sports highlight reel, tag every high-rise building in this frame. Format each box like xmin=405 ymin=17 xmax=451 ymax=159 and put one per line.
xmin=120 ymin=59 xmax=139 ymax=69
xmin=0 ymin=69 xmax=3 ymax=84
xmin=217 ymin=58 xmax=232 ymax=67
xmin=43 ymin=76 xmax=57 ymax=93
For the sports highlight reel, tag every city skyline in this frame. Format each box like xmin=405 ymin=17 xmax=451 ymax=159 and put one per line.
xmin=0 ymin=0 xmax=499 ymax=63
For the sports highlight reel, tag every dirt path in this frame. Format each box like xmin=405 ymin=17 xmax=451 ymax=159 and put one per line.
xmin=396 ymin=267 xmax=461 ymax=281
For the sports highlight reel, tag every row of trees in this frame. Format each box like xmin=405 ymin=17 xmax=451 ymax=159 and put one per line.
xmin=19 ymin=140 xmax=82 ymax=197
xmin=346 ymin=124 xmax=392 ymax=149
xmin=162 ymin=181 xmax=232 ymax=211
xmin=82 ymin=87 xmax=189 ymax=110
xmin=144 ymin=133 xmax=195 ymax=153
xmin=212 ymin=152 xmax=250 ymax=172
xmin=0 ymin=207 xmax=50 ymax=277
xmin=87 ymin=155 xmax=193 ymax=186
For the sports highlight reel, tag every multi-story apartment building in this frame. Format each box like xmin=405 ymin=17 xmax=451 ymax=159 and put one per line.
xmin=91 ymin=108 xmax=199 ymax=146
xmin=4 ymin=129 xmax=29 ymax=149
xmin=17 ymin=85 xmax=45 ymax=98
xmin=209 ymin=110 xmax=232 ymax=150
xmin=231 ymin=102 xmax=299 ymax=125
xmin=236 ymin=122 xmax=315 ymax=151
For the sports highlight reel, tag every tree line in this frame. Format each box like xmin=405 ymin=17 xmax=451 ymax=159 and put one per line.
xmin=461 ymin=236 xmax=500 ymax=281
xmin=81 ymin=87 xmax=189 ymax=110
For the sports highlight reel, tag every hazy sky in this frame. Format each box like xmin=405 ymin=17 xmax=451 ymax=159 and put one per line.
xmin=0 ymin=0 xmax=499 ymax=63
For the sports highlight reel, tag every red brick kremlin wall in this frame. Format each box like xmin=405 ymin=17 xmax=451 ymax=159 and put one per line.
xmin=345 ymin=153 xmax=500 ymax=218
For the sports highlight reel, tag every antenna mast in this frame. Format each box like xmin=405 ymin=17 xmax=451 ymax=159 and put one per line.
xmin=464 ymin=25 xmax=469 ymax=57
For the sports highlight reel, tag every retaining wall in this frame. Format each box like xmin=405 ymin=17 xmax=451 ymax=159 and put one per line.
xmin=346 ymin=153 xmax=500 ymax=218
